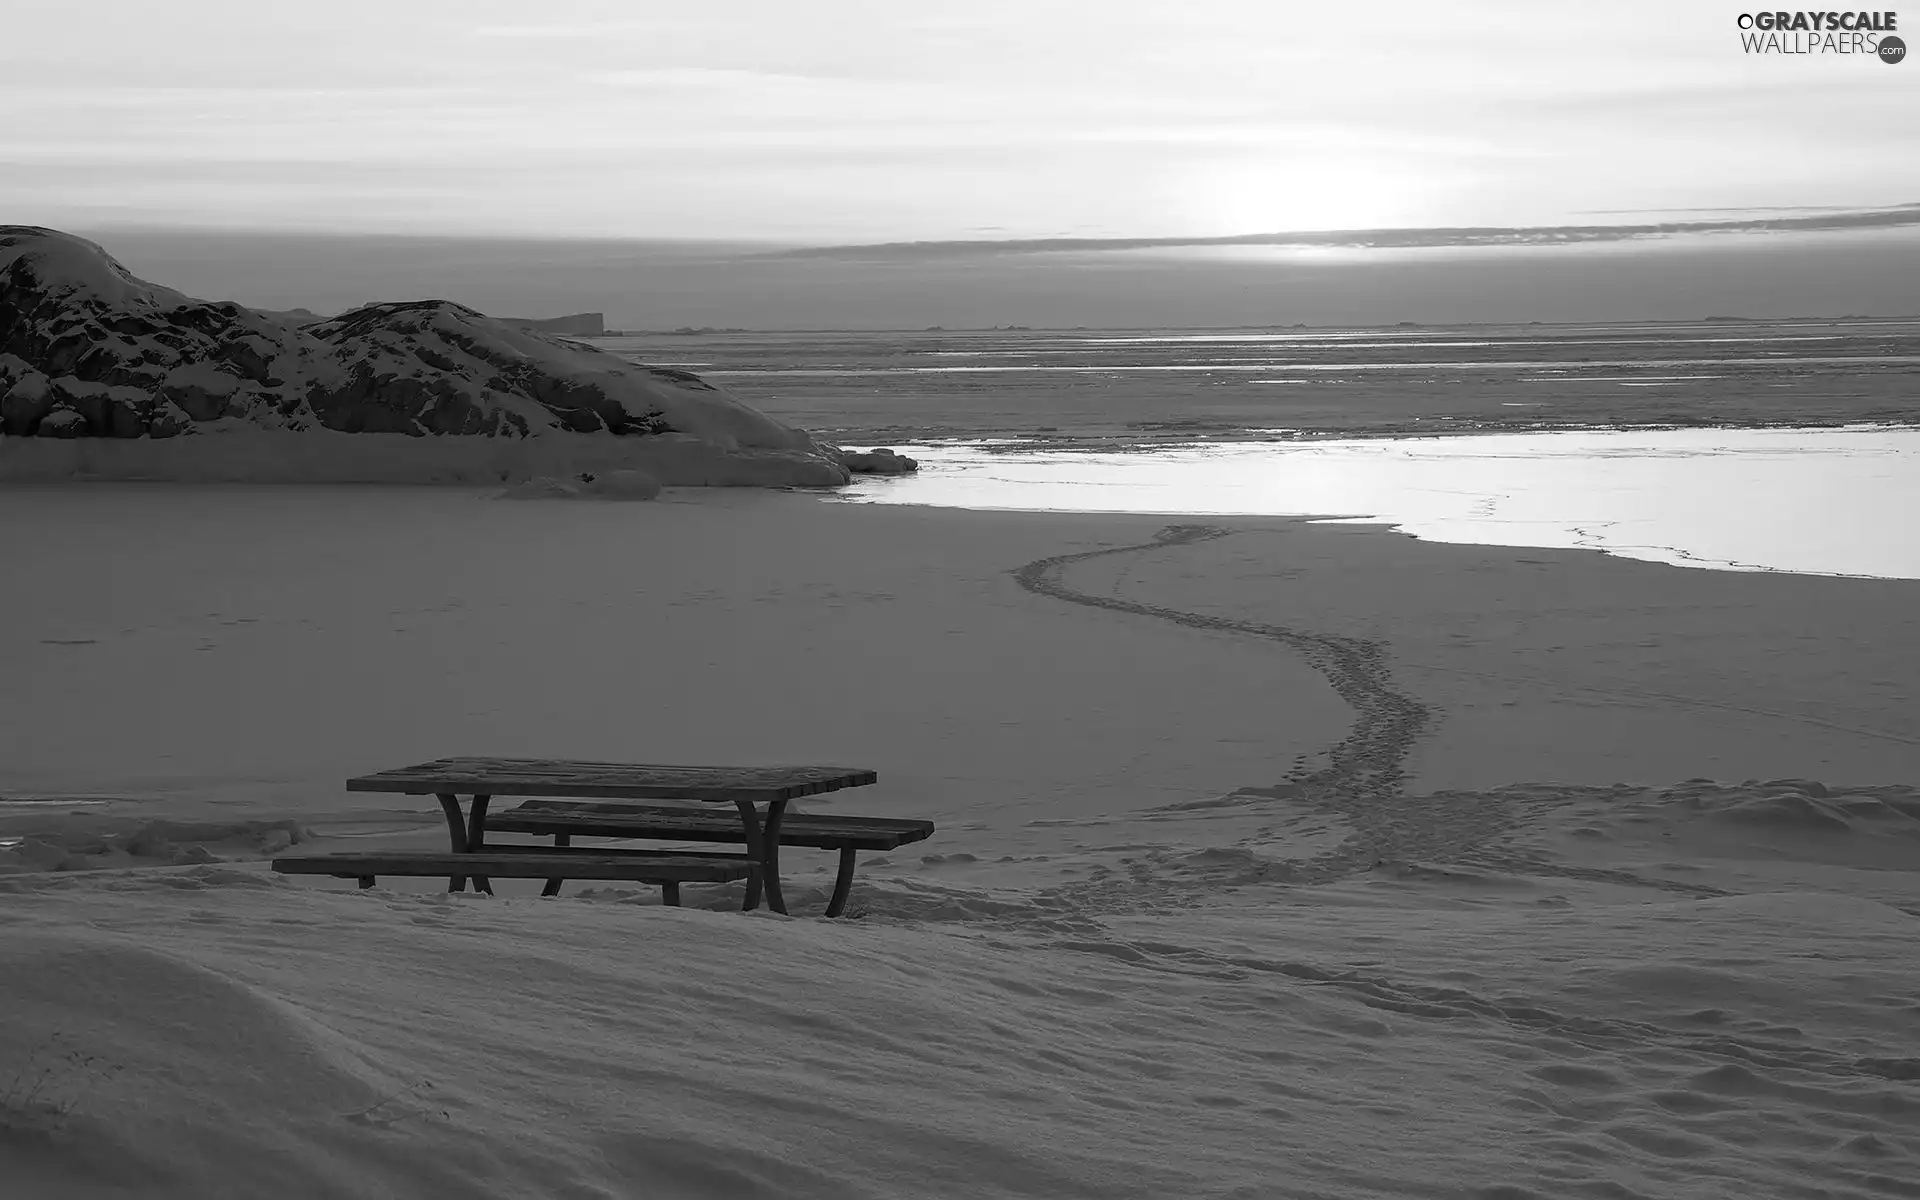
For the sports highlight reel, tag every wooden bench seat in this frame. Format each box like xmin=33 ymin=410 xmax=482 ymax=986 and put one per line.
xmin=484 ymin=799 xmax=936 ymax=915
xmin=272 ymin=851 xmax=755 ymax=907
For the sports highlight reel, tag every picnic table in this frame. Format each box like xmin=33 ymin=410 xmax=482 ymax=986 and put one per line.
xmin=273 ymin=757 xmax=928 ymax=916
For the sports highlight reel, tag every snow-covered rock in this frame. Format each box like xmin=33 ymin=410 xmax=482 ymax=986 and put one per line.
xmin=34 ymin=407 xmax=86 ymax=438
xmin=836 ymin=446 xmax=920 ymax=474
xmin=0 ymin=227 xmax=851 ymax=486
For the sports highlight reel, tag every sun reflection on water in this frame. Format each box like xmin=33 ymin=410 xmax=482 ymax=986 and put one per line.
xmin=834 ymin=427 xmax=1920 ymax=579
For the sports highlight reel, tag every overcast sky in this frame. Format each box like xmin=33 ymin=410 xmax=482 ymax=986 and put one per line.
xmin=6 ymin=0 xmax=1916 ymax=242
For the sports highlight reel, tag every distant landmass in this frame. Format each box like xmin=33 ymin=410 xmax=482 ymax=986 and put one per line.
xmin=254 ymin=306 xmax=324 ymax=327
xmin=498 ymin=312 xmax=605 ymax=336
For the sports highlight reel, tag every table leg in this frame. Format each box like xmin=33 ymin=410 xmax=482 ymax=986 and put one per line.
xmin=541 ymin=833 xmax=570 ymax=897
xmin=733 ymin=798 xmax=788 ymax=916
xmin=825 ymin=845 xmax=858 ymax=918
xmin=436 ymin=792 xmax=494 ymax=895
xmin=742 ymin=843 xmax=763 ymax=911
xmin=467 ymin=795 xmax=493 ymax=895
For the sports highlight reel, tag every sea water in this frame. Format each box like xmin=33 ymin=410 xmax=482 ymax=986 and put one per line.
xmin=599 ymin=321 xmax=1920 ymax=578
xmin=604 ymin=318 xmax=1920 ymax=445
xmin=831 ymin=427 xmax=1920 ymax=580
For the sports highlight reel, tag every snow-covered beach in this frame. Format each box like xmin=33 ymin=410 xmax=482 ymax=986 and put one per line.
xmin=10 ymin=0 xmax=1920 ymax=1184
xmin=5 ymin=484 xmax=1918 ymax=1198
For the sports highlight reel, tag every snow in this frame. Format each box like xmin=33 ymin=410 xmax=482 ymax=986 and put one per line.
xmin=0 ymin=430 xmax=848 ymax=486
xmin=6 ymin=874 xmax=1911 ymax=1200
xmin=159 ymin=362 xmax=242 ymax=397
xmin=33 ymin=409 xmax=84 ymax=435
xmin=2 ymin=487 xmax=1916 ymax=1198
xmin=0 ymin=356 xmax=49 ymax=403
xmin=578 ymin=469 xmax=664 ymax=499
xmin=0 ymin=228 xmax=195 ymax=312
xmin=499 ymin=470 xmax=665 ymax=500
xmin=370 ymin=309 xmax=820 ymax=456
xmin=498 ymin=476 xmax=590 ymax=500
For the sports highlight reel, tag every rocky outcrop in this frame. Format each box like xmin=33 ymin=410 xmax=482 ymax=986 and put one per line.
xmin=0 ymin=227 xmax=850 ymax=486
xmin=836 ymin=446 xmax=920 ymax=474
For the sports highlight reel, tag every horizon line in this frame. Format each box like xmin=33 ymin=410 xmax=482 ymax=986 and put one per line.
xmin=53 ymin=200 xmax=1920 ymax=256
xmin=587 ymin=315 xmax=1920 ymax=335
xmin=766 ymin=202 xmax=1920 ymax=260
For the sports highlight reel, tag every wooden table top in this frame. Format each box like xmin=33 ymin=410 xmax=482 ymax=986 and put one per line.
xmin=346 ymin=757 xmax=877 ymax=803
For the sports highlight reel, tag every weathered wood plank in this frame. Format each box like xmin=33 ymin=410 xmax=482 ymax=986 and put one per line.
xmin=487 ymin=801 xmax=935 ymax=850
xmin=345 ymin=758 xmax=877 ymax=802
xmin=272 ymin=852 xmax=755 ymax=883
xmin=506 ymin=798 xmax=930 ymax=828
xmin=480 ymin=843 xmax=755 ymax=863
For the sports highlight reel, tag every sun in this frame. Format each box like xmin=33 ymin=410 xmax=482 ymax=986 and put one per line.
xmin=1185 ymin=157 xmax=1425 ymax=236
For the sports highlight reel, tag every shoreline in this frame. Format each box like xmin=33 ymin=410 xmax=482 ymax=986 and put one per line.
xmin=589 ymin=317 xmax=1920 ymax=335
xmin=796 ymin=412 xmax=1920 ymax=450
xmin=11 ymin=421 xmax=1918 ymax=583
xmin=832 ymin=498 xmax=1914 ymax=584
xmin=857 ymin=416 xmax=1920 ymax=450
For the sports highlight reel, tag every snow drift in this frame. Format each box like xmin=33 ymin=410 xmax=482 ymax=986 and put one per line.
xmin=0 ymin=227 xmax=887 ymax=486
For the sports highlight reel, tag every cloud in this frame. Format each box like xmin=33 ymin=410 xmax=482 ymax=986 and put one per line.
xmin=767 ymin=203 xmax=1920 ymax=260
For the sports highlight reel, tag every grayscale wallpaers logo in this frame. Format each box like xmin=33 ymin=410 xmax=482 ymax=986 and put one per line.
xmin=1736 ymin=10 xmax=1904 ymax=58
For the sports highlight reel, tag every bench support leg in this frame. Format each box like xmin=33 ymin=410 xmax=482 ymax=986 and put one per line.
xmin=437 ymin=793 xmax=494 ymax=896
xmin=734 ymin=799 xmax=788 ymax=916
xmin=825 ymin=846 xmax=858 ymax=918
xmin=542 ymin=833 xmax=570 ymax=897
xmin=661 ymin=880 xmax=681 ymax=907
xmin=357 ymin=876 xmax=376 ymax=889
